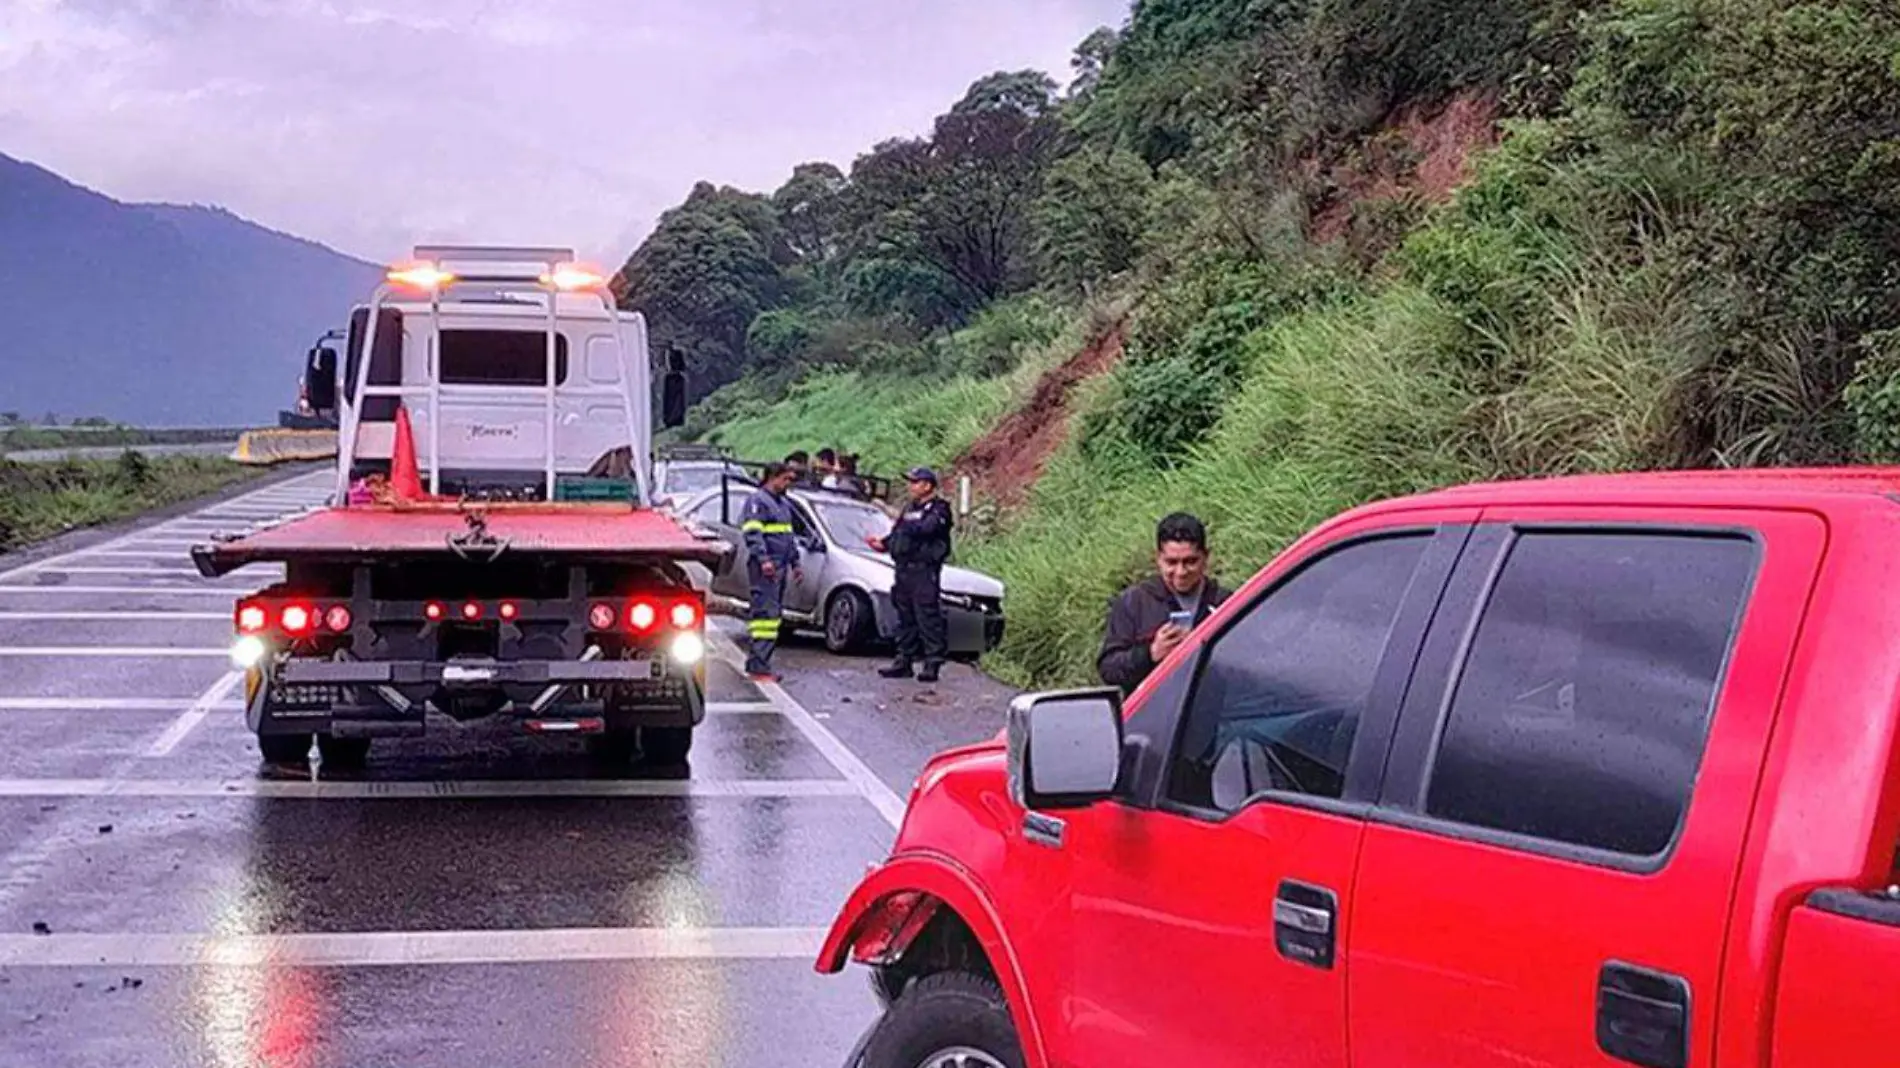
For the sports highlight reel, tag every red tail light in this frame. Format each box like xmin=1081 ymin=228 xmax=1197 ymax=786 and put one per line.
xmin=461 ymin=601 xmax=483 ymax=621
xmin=324 ymin=605 xmax=353 ymax=632
xmin=280 ymin=603 xmax=314 ymax=636
xmin=626 ymin=598 xmax=659 ymax=633
xmin=424 ymin=601 xmax=446 ymax=622
xmin=669 ymin=599 xmax=702 ymax=630
xmin=236 ymin=603 xmax=268 ymax=633
xmin=588 ymin=602 xmax=617 ymax=630
xmin=498 ymin=601 xmax=519 ymax=621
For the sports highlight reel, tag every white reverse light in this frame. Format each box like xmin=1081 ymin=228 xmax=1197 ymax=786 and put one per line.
xmin=670 ymin=631 xmax=705 ymax=666
xmin=230 ymin=635 xmax=268 ymax=669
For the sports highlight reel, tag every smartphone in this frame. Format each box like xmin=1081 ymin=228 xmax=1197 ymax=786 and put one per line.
xmin=1167 ymin=609 xmax=1194 ymax=630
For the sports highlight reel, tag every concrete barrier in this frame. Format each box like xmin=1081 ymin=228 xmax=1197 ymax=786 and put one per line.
xmin=231 ymin=428 xmax=338 ymax=465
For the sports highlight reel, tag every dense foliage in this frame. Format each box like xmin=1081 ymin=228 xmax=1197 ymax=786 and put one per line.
xmin=624 ymin=0 xmax=1900 ymax=687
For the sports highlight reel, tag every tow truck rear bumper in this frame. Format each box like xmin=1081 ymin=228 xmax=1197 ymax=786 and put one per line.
xmin=252 ymin=656 xmax=703 ymax=736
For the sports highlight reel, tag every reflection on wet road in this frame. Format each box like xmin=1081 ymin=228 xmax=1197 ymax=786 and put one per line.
xmin=0 ymin=470 xmax=1015 ymax=1067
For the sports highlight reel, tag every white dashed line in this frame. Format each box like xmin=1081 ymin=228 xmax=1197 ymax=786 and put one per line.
xmin=0 ymin=926 xmax=828 ymax=967
xmin=145 ymin=671 xmax=243 ymax=756
xmin=0 ymin=610 xmax=227 ymax=621
xmin=0 ymin=778 xmax=865 ymax=799
xmin=0 ymin=697 xmax=242 ymax=711
xmin=0 ymin=646 xmax=226 ymax=658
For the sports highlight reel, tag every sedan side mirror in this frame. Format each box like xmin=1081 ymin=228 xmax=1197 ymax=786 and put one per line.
xmin=803 ymin=535 xmax=827 ymax=553
xmin=1007 ymin=688 xmax=1123 ymax=811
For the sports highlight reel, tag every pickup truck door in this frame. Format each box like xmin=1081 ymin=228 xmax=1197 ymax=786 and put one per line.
xmin=1052 ymin=511 xmax=1474 ymax=1068
xmin=1348 ymin=507 xmax=1824 ymax=1068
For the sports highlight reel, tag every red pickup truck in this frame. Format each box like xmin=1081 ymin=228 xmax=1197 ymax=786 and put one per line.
xmin=817 ymin=468 xmax=1900 ymax=1068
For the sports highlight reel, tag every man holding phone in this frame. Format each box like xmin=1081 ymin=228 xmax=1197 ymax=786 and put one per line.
xmin=1098 ymin=512 xmax=1231 ymax=693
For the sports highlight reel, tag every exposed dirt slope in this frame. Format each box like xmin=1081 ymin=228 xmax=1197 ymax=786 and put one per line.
xmin=953 ymin=324 xmax=1124 ymax=511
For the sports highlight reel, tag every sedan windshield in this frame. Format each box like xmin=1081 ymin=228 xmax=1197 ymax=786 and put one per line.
xmin=813 ymin=500 xmax=891 ymax=551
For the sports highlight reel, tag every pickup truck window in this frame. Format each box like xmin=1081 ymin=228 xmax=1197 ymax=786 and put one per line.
xmin=439 ymin=329 xmax=570 ymax=386
xmin=1424 ymin=531 xmax=1756 ymax=858
xmin=1168 ymin=533 xmax=1428 ymax=812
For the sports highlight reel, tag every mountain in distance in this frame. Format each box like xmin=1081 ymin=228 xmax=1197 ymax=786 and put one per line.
xmin=0 ymin=151 xmax=382 ymax=427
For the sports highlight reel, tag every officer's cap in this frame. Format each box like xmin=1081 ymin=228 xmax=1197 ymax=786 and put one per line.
xmin=905 ymin=466 xmax=938 ymax=484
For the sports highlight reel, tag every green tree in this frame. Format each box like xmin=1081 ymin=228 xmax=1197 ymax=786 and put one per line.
xmin=1032 ymin=147 xmax=1155 ymax=293
xmin=772 ymin=162 xmax=849 ymax=268
xmin=615 ymin=183 xmax=794 ymax=399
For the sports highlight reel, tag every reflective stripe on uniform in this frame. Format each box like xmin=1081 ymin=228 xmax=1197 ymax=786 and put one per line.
xmin=741 ymin=521 xmax=795 ymax=534
xmin=747 ymin=619 xmax=782 ymax=637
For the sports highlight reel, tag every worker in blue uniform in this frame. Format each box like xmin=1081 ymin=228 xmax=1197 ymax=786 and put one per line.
xmin=740 ymin=462 xmax=802 ymax=681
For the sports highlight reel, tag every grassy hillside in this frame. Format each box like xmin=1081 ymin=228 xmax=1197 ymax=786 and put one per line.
xmin=0 ymin=453 xmax=263 ymax=553
xmin=635 ymin=0 xmax=1900 ymax=689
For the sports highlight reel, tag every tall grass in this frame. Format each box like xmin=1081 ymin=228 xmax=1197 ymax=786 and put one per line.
xmin=0 ymin=455 xmax=262 ymax=552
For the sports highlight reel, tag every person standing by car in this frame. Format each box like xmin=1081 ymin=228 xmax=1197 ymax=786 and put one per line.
xmin=1098 ymin=512 xmax=1231 ymax=692
xmin=868 ymin=467 xmax=954 ymax=682
xmin=741 ymin=463 xmax=802 ymax=681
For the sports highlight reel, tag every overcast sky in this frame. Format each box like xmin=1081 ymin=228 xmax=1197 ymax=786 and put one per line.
xmin=0 ymin=0 xmax=1127 ymax=265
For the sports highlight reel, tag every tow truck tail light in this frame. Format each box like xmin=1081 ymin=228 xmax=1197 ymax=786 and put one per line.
xmin=626 ymin=598 xmax=659 ymax=633
xmin=461 ymin=601 xmax=483 ymax=621
xmin=669 ymin=599 xmax=703 ymax=630
xmin=324 ymin=605 xmax=353 ymax=633
xmin=280 ymin=603 xmax=314 ymax=636
xmin=236 ymin=602 xmax=268 ymax=634
xmin=498 ymin=601 xmax=519 ymax=621
xmin=424 ymin=601 xmax=446 ymax=622
xmin=588 ymin=602 xmax=617 ymax=630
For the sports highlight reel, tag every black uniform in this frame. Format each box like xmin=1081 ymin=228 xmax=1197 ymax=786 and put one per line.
xmin=886 ymin=495 xmax=954 ymax=670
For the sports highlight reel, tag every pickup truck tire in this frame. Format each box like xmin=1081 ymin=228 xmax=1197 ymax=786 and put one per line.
xmin=860 ymin=972 xmax=1023 ymax=1068
xmin=825 ymin=589 xmax=874 ymax=654
xmin=257 ymin=733 xmax=310 ymax=764
xmin=317 ymin=734 xmax=370 ymax=769
xmin=641 ymin=725 xmax=694 ymax=765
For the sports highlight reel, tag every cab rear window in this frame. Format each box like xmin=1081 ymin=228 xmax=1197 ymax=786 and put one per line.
xmin=1422 ymin=531 xmax=1757 ymax=859
xmin=440 ymin=330 xmax=569 ymax=386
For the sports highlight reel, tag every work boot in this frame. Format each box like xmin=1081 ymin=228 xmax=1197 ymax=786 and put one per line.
xmin=878 ymin=661 xmax=914 ymax=679
xmin=917 ymin=662 xmax=942 ymax=684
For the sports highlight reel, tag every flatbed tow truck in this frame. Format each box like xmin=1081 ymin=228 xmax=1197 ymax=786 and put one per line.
xmin=192 ymin=246 xmax=728 ymax=768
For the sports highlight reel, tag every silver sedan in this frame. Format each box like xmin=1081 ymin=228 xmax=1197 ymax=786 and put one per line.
xmin=673 ymin=483 xmax=1006 ymax=658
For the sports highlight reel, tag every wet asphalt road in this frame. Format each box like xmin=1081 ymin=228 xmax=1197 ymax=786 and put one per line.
xmin=0 ymin=470 xmax=1018 ymax=1068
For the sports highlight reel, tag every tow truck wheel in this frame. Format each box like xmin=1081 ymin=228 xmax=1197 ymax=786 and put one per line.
xmin=317 ymin=734 xmax=371 ymax=769
xmin=641 ymin=726 xmax=694 ymax=765
xmin=257 ymin=733 xmax=311 ymax=764
xmin=860 ymin=972 xmax=1023 ymax=1068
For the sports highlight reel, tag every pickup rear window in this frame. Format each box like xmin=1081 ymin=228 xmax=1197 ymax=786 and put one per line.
xmin=439 ymin=330 xmax=570 ymax=386
xmin=1423 ymin=531 xmax=1757 ymax=859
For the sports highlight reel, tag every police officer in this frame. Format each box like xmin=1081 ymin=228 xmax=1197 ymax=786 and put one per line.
xmin=740 ymin=462 xmax=802 ymax=681
xmin=868 ymin=467 xmax=953 ymax=682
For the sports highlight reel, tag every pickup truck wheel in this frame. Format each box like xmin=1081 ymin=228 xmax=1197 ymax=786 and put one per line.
xmin=641 ymin=725 xmax=693 ymax=765
xmin=825 ymin=589 xmax=874 ymax=654
xmin=257 ymin=733 xmax=310 ymax=764
xmin=860 ymin=972 xmax=1023 ymax=1068
xmin=316 ymin=734 xmax=370 ymax=769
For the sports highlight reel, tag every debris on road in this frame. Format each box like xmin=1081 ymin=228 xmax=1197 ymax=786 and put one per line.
xmin=96 ymin=824 xmax=112 ymax=834
xmin=31 ymin=921 xmax=50 ymax=935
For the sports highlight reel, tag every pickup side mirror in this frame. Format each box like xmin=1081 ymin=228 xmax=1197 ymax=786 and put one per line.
xmin=1007 ymin=688 xmax=1124 ymax=811
xmin=305 ymin=346 xmax=338 ymax=412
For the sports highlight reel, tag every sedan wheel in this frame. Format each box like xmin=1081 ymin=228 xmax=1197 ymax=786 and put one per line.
xmin=825 ymin=589 xmax=874 ymax=654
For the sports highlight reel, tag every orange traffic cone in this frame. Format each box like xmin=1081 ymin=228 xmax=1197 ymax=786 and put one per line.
xmin=389 ymin=403 xmax=424 ymax=502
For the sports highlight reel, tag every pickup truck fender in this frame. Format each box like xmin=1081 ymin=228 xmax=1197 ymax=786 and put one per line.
xmin=815 ymin=851 xmax=1051 ymax=1068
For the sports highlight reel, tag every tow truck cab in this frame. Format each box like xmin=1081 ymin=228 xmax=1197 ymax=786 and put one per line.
xmin=202 ymin=246 xmax=720 ymax=769
xmin=819 ymin=468 xmax=1900 ymax=1068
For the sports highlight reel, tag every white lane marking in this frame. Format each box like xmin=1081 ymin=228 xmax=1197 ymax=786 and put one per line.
xmin=710 ymin=630 xmax=906 ymax=829
xmin=0 ymin=646 xmax=226 ymax=658
xmin=0 ymin=585 xmax=244 ymax=597
xmin=145 ymin=671 xmax=242 ymax=757
xmin=23 ymin=565 xmax=219 ymax=576
xmin=706 ymin=700 xmax=779 ymax=714
xmin=0 ymin=926 xmax=828 ymax=968
xmin=68 ymin=549 xmax=205 ymax=558
xmin=0 ymin=698 xmax=242 ymax=711
xmin=0 ymin=778 xmax=864 ymax=799
xmin=0 ymin=472 xmax=330 ymax=583
xmin=0 ymin=611 xmax=227 ymax=621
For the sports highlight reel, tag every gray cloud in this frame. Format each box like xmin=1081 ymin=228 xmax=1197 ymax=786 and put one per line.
xmin=0 ymin=0 xmax=1125 ymax=264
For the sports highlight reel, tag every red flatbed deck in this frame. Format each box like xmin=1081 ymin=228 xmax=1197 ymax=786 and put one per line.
xmin=191 ymin=504 xmax=729 ymax=576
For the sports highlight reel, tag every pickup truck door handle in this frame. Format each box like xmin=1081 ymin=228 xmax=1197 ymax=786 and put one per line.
xmin=1596 ymin=961 xmax=1690 ymax=1068
xmin=1272 ymin=880 xmax=1338 ymax=970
